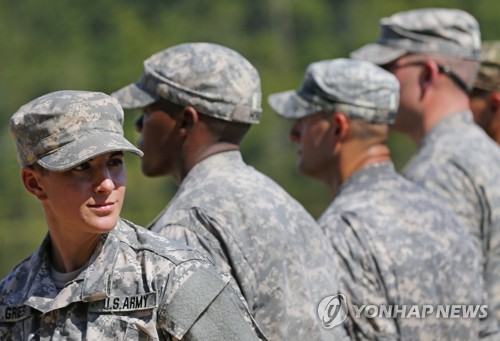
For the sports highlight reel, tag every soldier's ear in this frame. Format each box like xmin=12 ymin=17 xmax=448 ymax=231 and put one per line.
xmin=21 ymin=167 xmax=48 ymax=200
xmin=179 ymin=106 xmax=199 ymax=131
xmin=420 ymin=60 xmax=440 ymax=95
xmin=331 ymin=112 xmax=349 ymax=141
xmin=489 ymin=91 xmax=500 ymax=115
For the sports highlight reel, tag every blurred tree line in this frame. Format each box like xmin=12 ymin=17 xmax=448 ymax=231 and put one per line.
xmin=1 ymin=0 xmax=499 ymax=277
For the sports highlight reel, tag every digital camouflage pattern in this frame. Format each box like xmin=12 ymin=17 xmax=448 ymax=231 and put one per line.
xmin=350 ymin=8 xmax=481 ymax=66
xmin=112 ymin=42 xmax=262 ymax=124
xmin=149 ymin=151 xmax=348 ymax=341
xmin=474 ymin=41 xmax=500 ymax=91
xmin=268 ymin=58 xmax=399 ymax=124
xmin=0 ymin=219 xmax=267 ymax=340
xmin=402 ymin=111 xmax=500 ymax=326
xmin=9 ymin=90 xmax=143 ymax=171
xmin=319 ymin=162 xmax=492 ymax=340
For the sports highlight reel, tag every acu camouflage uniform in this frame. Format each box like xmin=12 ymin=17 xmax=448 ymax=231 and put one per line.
xmin=3 ymin=91 xmax=266 ymax=340
xmin=113 ymin=42 xmax=347 ymax=341
xmin=9 ymin=90 xmax=143 ymax=171
xmin=150 ymin=151 xmax=344 ymax=340
xmin=268 ymin=58 xmax=488 ymax=340
xmin=0 ymin=220 xmax=266 ymax=340
xmin=320 ymin=163 xmax=484 ymax=340
xmin=402 ymin=112 xmax=500 ymax=326
xmin=351 ymin=8 xmax=500 ymax=326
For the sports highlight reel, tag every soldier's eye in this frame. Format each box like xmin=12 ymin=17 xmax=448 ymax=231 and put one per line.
xmin=108 ymin=158 xmax=124 ymax=167
xmin=73 ymin=162 xmax=90 ymax=171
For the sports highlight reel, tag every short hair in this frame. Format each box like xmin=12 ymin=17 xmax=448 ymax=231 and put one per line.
xmin=157 ymin=98 xmax=251 ymax=145
xmin=199 ymin=114 xmax=251 ymax=145
xmin=156 ymin=98 xmax=185 ymax=118
xmin=28 ymin=163 xmax=48 ymax=175
xmin=321 ymin=111 xmax=390 ymax=143
xmin=347 ymin=116 xmax=389 ymax=143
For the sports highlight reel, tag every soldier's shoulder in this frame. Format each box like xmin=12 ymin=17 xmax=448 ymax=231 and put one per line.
xmin=116 ymin=219 xmax=211 ymax=265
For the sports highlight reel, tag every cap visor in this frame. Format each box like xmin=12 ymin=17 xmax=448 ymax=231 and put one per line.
xmin=350 ymin=43 xmax=407 ymax=66
xmin=37 ymin=131 xmax=143 ymax=171
xmin=268 ymin=91 xmax=320 ymax=119
xmin=111 ymin=82 xmax=159 ymax=110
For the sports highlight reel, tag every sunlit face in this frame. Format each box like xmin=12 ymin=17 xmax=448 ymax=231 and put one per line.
xmin=35 ymin=152 xmax=126 ymax=237
xmin=135 ymin=101 xmax=181 ymax=177
xmin=289 ymin=113 xmax=334 ymax=179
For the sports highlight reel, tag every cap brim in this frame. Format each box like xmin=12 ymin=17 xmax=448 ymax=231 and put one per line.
xmin=268 ymin=90 xmax=322 ymax=119
xmin=350 ymin=43 xmax=408 ymax=66
xmin=111 ymin=82 xmax=159 ymax=110
xmin=36 ymin=131 xmax=143 ymax=171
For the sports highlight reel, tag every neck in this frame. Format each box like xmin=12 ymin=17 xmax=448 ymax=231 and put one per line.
xmin=47 ymin=227 xmax=100 ymax=273
xmin=330 ymin=144 xmax=391 ymax=194
xmin=417 ymin=89 xmax=470 ymax=145
xmin=174 ymin=142 xmax=239 ymax=185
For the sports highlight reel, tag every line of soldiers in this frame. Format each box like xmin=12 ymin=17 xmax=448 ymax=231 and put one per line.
xmin=1 ymin=6 xmax=500 ymax=341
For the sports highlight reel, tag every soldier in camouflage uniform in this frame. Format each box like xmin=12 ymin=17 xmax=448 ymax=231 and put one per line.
xmin=470 ymin=41 xmax=500 ymax=144
xmin=0 ymin=90 xmax=267 ymax=340
xmin=268 ymin=58 xmax=490 ymax=339
xmin=112 ymin=42 xmax=347 ymax=340
xmin=351 ymin=8 xmax=500 ymax=329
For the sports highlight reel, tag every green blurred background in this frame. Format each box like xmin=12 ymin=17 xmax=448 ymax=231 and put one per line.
xmin=1 ymin=0 xmax=498 ymax=278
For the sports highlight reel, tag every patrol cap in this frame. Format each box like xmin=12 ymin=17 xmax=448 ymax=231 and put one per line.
xmin=350 ymin=8 xmax=481 ymax=65
xmin=268 ymin=58 xmax=400 ymax=124
xmin=112 ymin=42 xmax=262 ymax=124
xmin=474 ymin=41 xmax=500 ymax=91
xmin=9 ymin=90 xmax=143 ymax=171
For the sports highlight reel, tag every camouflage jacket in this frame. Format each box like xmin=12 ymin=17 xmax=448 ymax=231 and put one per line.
xmin=0 ymin=219 xmax=266 ymax=340
xmin=319 ymin=162 xmax=488 ymax=340
xmin=149 ymin=150 xmax=347 ymax=340
xmin=403 ymin=111 xmax=500 ymax=324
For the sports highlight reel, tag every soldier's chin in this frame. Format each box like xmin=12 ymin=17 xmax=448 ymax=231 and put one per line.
xmin=140 ymin=161 xmax=162 ymax=178
xmin=296 ymin=161 xmax=311 ymax=177
xmin=91 ymin=217 xmax=120 ymax=234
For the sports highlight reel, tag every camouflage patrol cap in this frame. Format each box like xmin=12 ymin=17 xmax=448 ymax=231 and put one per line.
xmin=474 ymin=41 xmax=500 ymax=91
xmin=9 ymin=90 xmax=143 ymax=171
xmin=112 ymin=42 xmax=262 ymax=124
xmin=350 ymin=8 xmax=481 ymax=65
xmin=268 ymin=58 xmax=399 ymax=124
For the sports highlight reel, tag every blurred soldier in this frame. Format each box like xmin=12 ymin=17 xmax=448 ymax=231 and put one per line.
xmin=268 ymin=58 xmax=487 ymax=340
xmin=112 ymin=42 xmax=347 ymax=340
xmin=470 ymin=41 xmax=500 ymax=144
xmin=351 ymin=8 xmax=500 ymax=329
xmin=0 ymin=90 xmax=266 ymax=340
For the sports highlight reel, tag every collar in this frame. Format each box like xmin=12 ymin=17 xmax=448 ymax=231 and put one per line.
xmin=179 ymin=150 xmax=244 ymax=188
xmin=421 ymin=111 xmax=473 ymax=147
xmin=21 ymin=223 xmax=123 ymax=313
xmin=336 ymin=162 xmax=396 ymax=195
